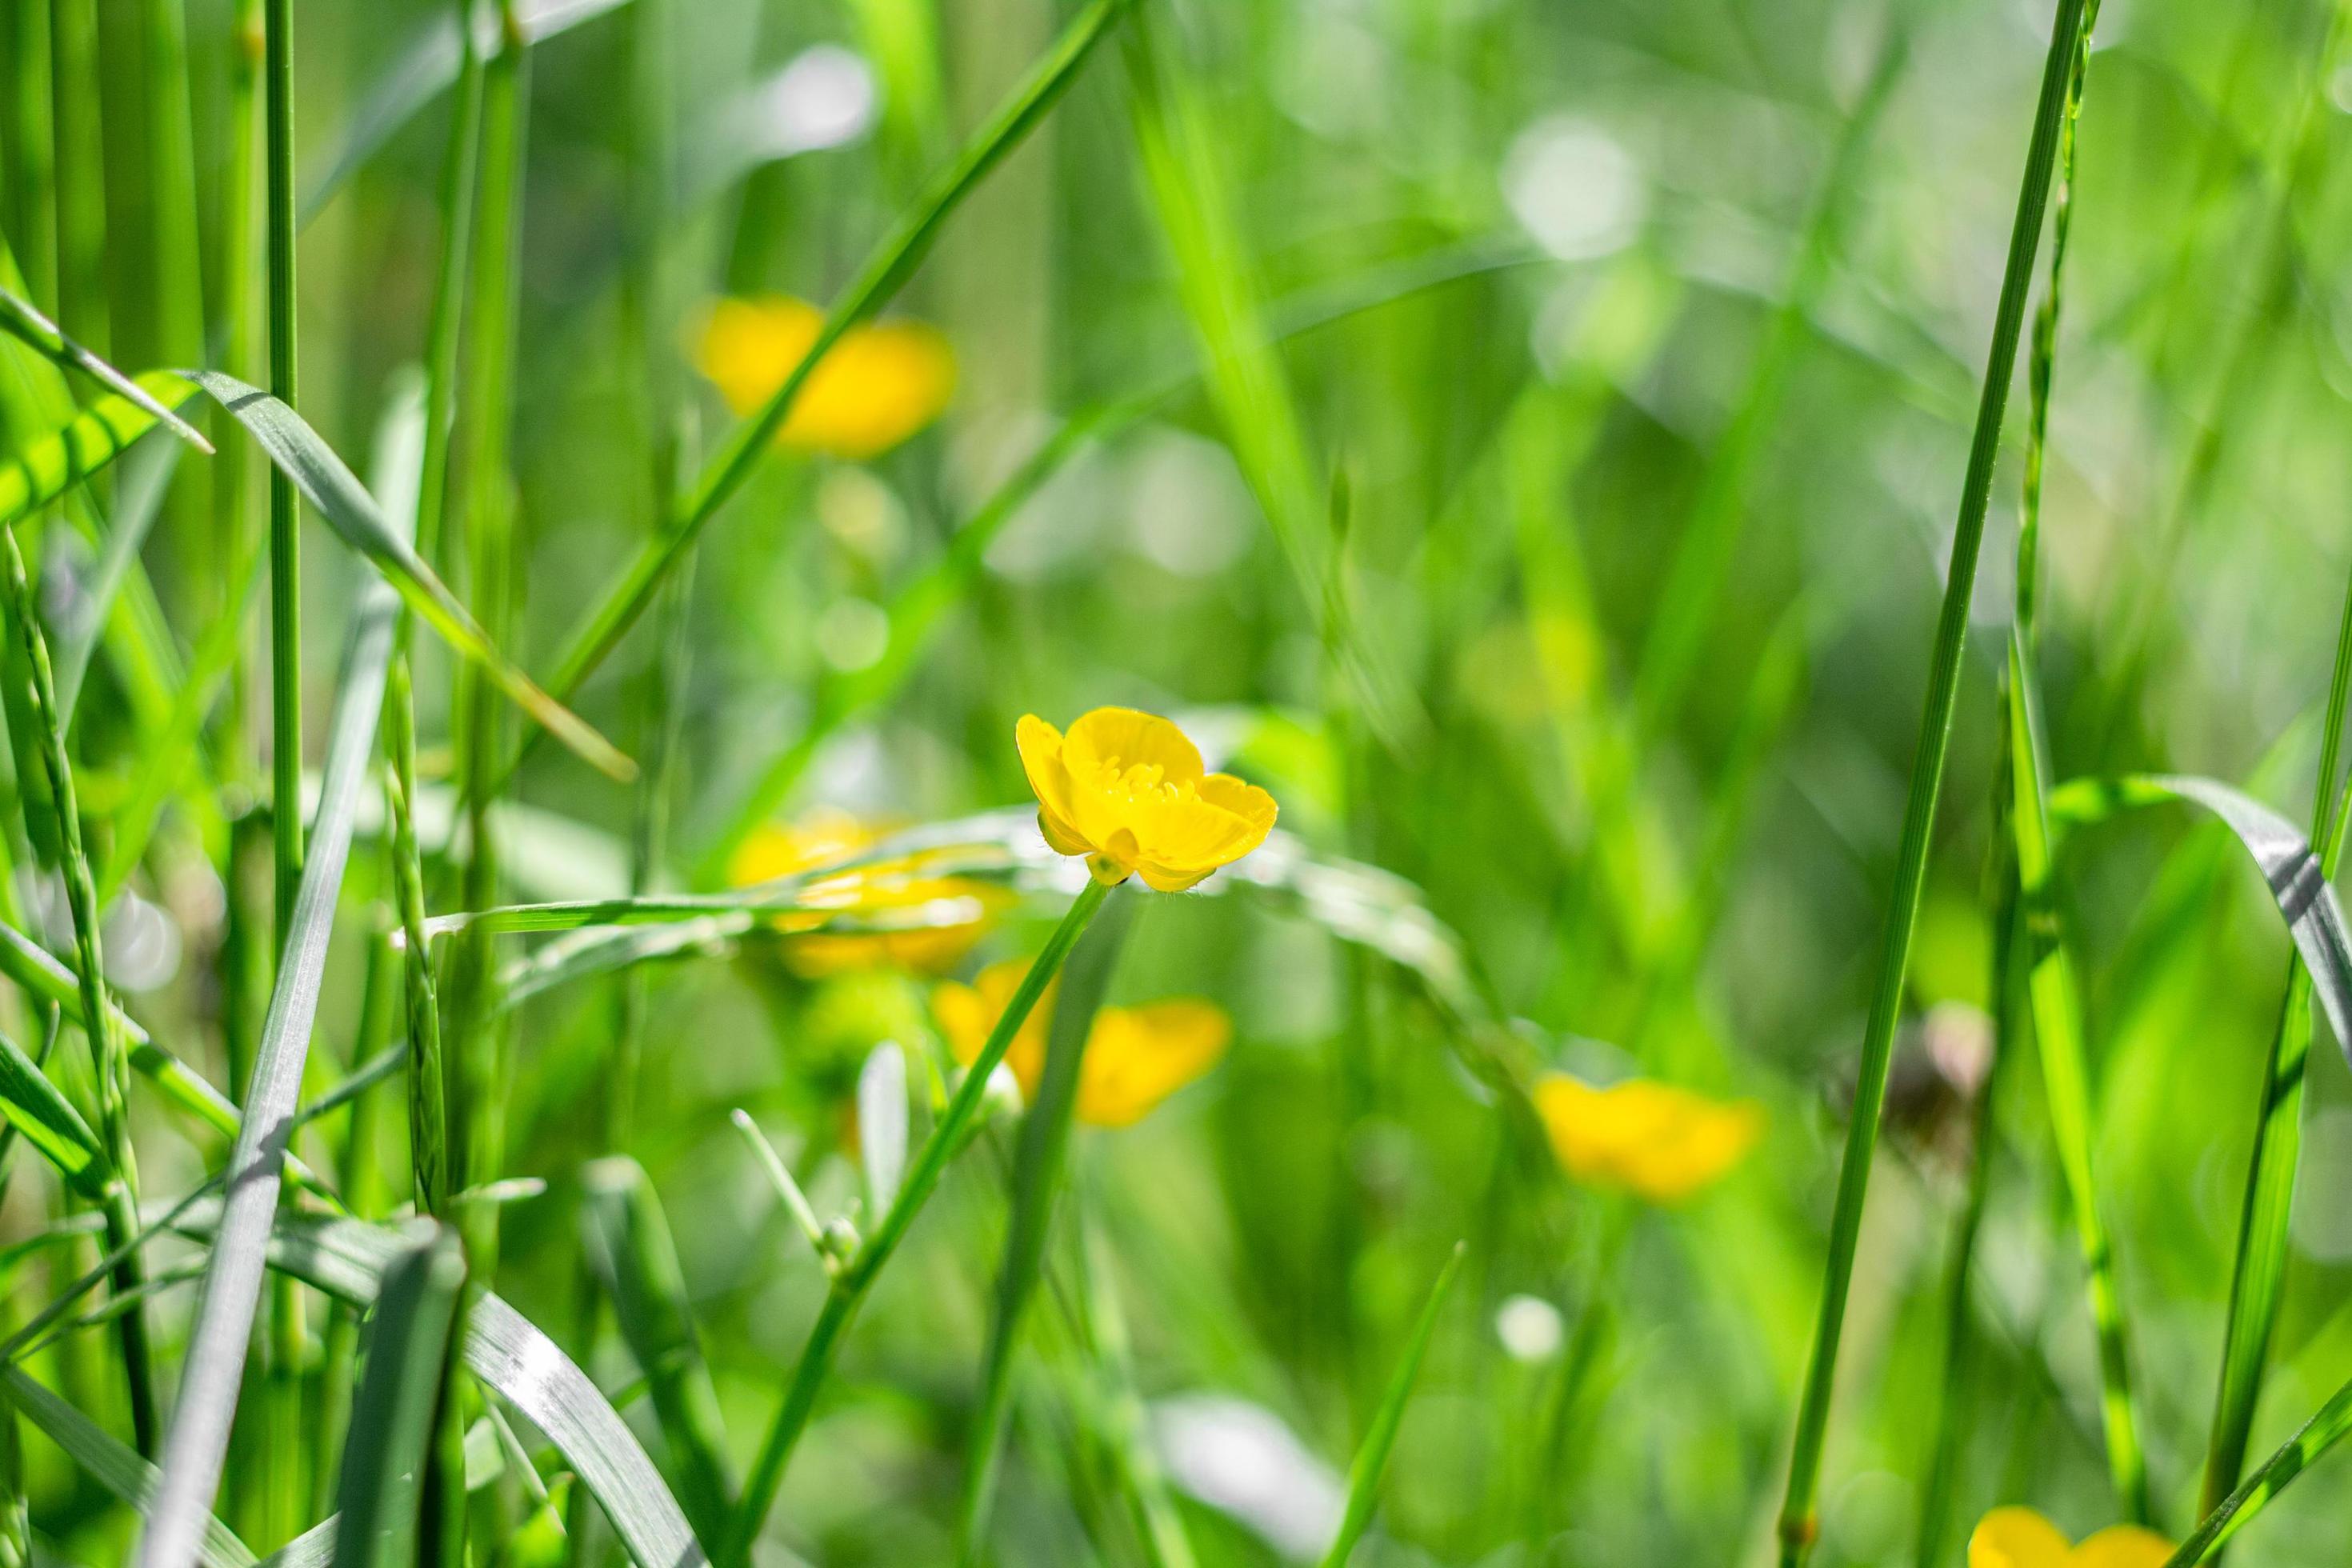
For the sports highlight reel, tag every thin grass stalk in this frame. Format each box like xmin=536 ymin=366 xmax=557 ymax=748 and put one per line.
xmin=2000 ymin=0 xmax=2148 ymax=1518
xmin=415 ymin=0 xmax=484 ymax=574
xmin=449 ymin=0 xmax=529 ymax=1282
xmin=1071 ymin=1194 xmax=1197 ymax=1568
xmin=211 ymin=0 xmax=262 ymax=790
xmin=48 ymin=0 xmax=106 ymax=354
xmin=386 ymin=663 xmax=448 ymax=1215
xmin=723 ymin=877 xmax=1112 ymax=1568
xmin=0 ymin=522 xmax=157 ymax=1455
xmin=138 ymin=0 xmax=203 ymax=376
xmin=1914 ymin=737 xmax=2021 ymax=1568
xmin=2201 ymin=558 xmax=2352 ymax=1512
xmin=2169 ymin=1371 xmax=2352 ymax=1566
xmin=265 ymin=0 xmax=302 ymax=946
xmin=1773 ymin=0 xmax=2091 ymax=1556
xmin=7 ymin=0 xmax=54 ymax=314
xmin=1318 ymin=1241 xmax=1464 ymax=1568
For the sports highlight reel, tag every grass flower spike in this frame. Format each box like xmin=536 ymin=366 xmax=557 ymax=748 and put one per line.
xmin=1018 ymin=707 xmax=1277 ymax=890
xmin=695 ymin=295 xmax=954 ymax=459
xmin=1534 ymin=1074 xmax=1762 ymax=1204
xmin=730 ymin=808 xmax=1004 ymax=974
xmin=1968 ymin=1507 xmax=2170 ymax=1568
xmin=935 ymin=958 xmax=1231 ymax=1126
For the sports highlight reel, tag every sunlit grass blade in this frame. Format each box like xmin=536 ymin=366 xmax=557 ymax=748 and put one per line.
xmin=326 ymin=1223 xmax=466 ymax=1568
xmin=958 ymin=886 xmax=1138 ymax=1562
xmin=135 ymin=539 xmax=402 ymax=1568
xmin=723 ymin=877 xmax=1111 ymax=1568
xmin=0 ymin=373 xmax=196 ymax=526
xmin=1773 ymin=0 xmax=2094 ymax=1556
xmin=194 ymin=1206 xmax=706 ymax=1568
xmin=0 ymin=289 xmax=210 ymax=450
xmin=0 ymin=1021 xmax=110 ymax=1198
xmin=2 ymin=1367 xmax=261 ymax=1568
xmin=2167 ymin=1370 xmax=2352 ymax=1566
xmin=580 ymin=1158 xmax=737 ymax=1546
xmin=530 ymin=0 xmax=1133 ymax=742
xmin=183 ymin=370 xmax=632 ymax=780
xmin=1319 ymin=1241 xmax=1463 ymax=1568
xmin=2202 ymin=561 xmax=2352 ymax=1511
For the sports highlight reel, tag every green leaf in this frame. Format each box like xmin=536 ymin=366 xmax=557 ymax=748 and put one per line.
xmin=0 ymin=1022 xmax=107 ymax=1197
xmin=0 ymin=373 xmax=192 ymax=526
xmin=328 ymin=1223 xmax=467 ymax=1568
xmin=2 ymin=1366 xmax=259 ymax=1568
xmin=0 ymin=288 xmax=210 ymax=451
xmin=1320 ymin=1241 xmax=1465 ymax=1568
xmin=580 ymin=1158 xmax=737 ymax=1547
xmin=182 ymin=369 xmax=632 ymax=782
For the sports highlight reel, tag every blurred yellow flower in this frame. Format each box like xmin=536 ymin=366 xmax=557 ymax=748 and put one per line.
xmin=1016 ymin=707 xmax=1277 ymax=891
xmin=730 ymin=808 xmax=1003 ymax=977
xmin=1968 ymin=1506 xmax=2171 ymax=1568
xmin=934 ymin=958 xmax=1230 ymax=1127
xmin=1533 ymin=1074 xmax=1761 ymax=1203
xmin=694 ymin=296 xmax=954 ymax=460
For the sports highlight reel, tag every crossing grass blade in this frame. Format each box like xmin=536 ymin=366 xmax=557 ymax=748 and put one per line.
xmin=134 ymin=526 xmax=402 ymax=1568
xmin=182 ymin=370 xmax=632 ymax=781
xmin=326 ymin=1224 xmax=466 ymax=1568
xmin=526 ymin=0 xmax=1134 ymax=752
xmin=0 ymin=1022 xmax=109 ymax=1198
xmin=2 ymin=1366 xmax=261 ymax=1568
xmin=579 ymin=1158 xmax=737 ymax=1548
xmin=0 ymin=289 xmax=210 ymax=451
xmin=958 ymin=884 xmax=1138 ymax=1562
xmin=0 ymin=373 xmax=195 ymax=526
xmin=1319 ymin=1240 xmax=1465 ymax=1568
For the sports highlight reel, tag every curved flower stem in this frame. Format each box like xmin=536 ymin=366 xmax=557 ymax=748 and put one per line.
xmin=722 ymin=875 xmax=1112 ymax=1567
xmin=1773 ymin=0 xmax=2093 ymax=1557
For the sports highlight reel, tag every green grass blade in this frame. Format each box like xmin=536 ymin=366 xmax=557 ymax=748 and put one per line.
xmin=580 ymin=1158 xmax=737 ymax=1547
xmin=54 ymin=434 xmax=183 ymax=726
xmin=958 ymin=885 xmax=1138 ymax=1562
xmin=327 ymin=1224 xmax=467 ymax=1568
xmin=2007 ymin=637 xmax=2146 ymax=1518
xmin=723 ymin=877 xmax=1111 ymax=1568
xmin=202 ymin=1206 xmax=706 ymax=1568
xmin=2168 ymin=1371 xmax=2352 ymax=1566
xmin=1319 ymin=1241 xmax=1464 ymax=1568
xmin=2202 ymin=560 xmax=2352 ymax=1511
xmin=0 ymin=374 xmax=194 ymax=526
xmin=531 ymin=0 xmax=1131 ymax=735
xmin=134 ymin=533 xmax=402 ymax=1568
xmin=182 ymin=370 xmax=632 ymax=780
xmin=265 ymin=0 xmax=302 ymax=958
xmin=0 ymin=1021 xmax=108 ymax=1198
xmin=2 ymin=1367 xmax=260 ymax=1568
xmin=0 ymin=290 xmax=210 ymax=451
xmin=1773 ymin=0 xmax=2094 ymax=1556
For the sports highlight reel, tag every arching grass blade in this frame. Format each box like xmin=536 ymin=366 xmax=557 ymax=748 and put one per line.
xmin=326 ymin=1224 xmax=467 ymax=1568
xmin=1319 ymin=1242 xmax=1465 ymax=1568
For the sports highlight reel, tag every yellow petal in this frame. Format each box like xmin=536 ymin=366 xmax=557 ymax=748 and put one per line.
xmin=1969 ymin=1508 xmax=2075 ymax=1568
xmin=933 ymin=960 xmax=1050 ymax=1096
xmin=1533 ymin=1074 xmax=1760 ymax=1203
xmin=2070 ymin=1527 xmax=2174 ymax=1568
xmin=1198 ymin=772 xmax=1278 ymax=839
xmin=693 ymin=295 xmax=954 ymax=460
xmin=1017 ymin=716 xmax=1088 ymax=853
xmin=1064 ymin=707 xmax=1206 ymax=783
xmin=1077 ymin=1000 xmax=1230 ymax=1126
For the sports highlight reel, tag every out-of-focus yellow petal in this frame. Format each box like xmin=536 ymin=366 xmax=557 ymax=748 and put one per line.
xmin=1966 ymin=1507 xmax=2170 ymax=1568
xmin=694 ymin=295 xmax=954 ymax=460
xmin=933 ymin=959 xmax=1050 ymax=1096
xmin=1533 ymin=1074 xmax=1761 ymax=1204
xmin=1016 ymin=708 xmax=1276 ymax=891
xmin=1077 ymin=999 xmax=1230 ymax=1126
xmin=731 ymin=808 xmax=998 ymax=976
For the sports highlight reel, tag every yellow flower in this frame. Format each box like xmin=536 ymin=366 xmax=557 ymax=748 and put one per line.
xmin=934 ymin=958 xmax=1231 ymax=1127
xmin=1016 ymin=708 xmax=1277 ymax=891
xmin=1968 ymin=1506 xmax=2171 ymax=1568
xmin=1532 ymin=1074 xmax=1762 ymax=1203
xmin=694 ymin=296 xmax=954 ymax=460
xmin=730 ymin=808 xmax=1003 ymax=977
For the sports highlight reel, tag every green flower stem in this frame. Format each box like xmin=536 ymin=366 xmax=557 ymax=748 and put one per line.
xmin=0 ymin=522 xmax=155 ymax=1454
xmin=1773 ymin=0 xmax=2092 ymax=1556
xmin=722 ymin=874 xmax=1112 ymax=1568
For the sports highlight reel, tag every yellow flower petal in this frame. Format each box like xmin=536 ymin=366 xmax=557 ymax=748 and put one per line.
xmin=1015 ymin=709 xmax=1276 ymax=890
xmin=933 ymin=959 xmax=1050 ymax=1096
xmin=731 ymin=808 xmax=999 ymax=976
xmin=1077 ymin=999 xmax=1230 ymax=1126
xmin=1967 ymin=1508 xmax=2174 ymax=1568
xmin=694 ymin=295 xmax=954 ymax=461
xmin=1533 ymin=1074 xmax=1761 ymax=1204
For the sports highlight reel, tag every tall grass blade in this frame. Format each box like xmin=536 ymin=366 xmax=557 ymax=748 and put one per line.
xmin=531 ymin=0 xmax=1132 ymax=742
xmin=958 ymin=884 xmax=1138 ymax=1561
xmin=1318 ymin=1241 xmax=1463 ymax=1568
xmin=0 ymin=374 xmax=195 ymax=526
xmin=1773 ymin=0 xmax=2093 ymax=1555
xmin=580 ymin=1158 xmax=737 ymax=1546
xmin=0 ymin=1022 xmax=108 ymax=1197
xmin=55 ymin=435 xmax=183 ymax=726
xmin=2168 ymin=1370 xmax=2352 ymax=1566
xmin=0 ymin=290 xmax=210 ymax=450
xmin=134 ymin=535 xmax=402 ymax=1568
xmin=183 ymin=370 xmax=631 ymax=779
xmin=326 ymin=1224 xmax=467 ymax=1568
